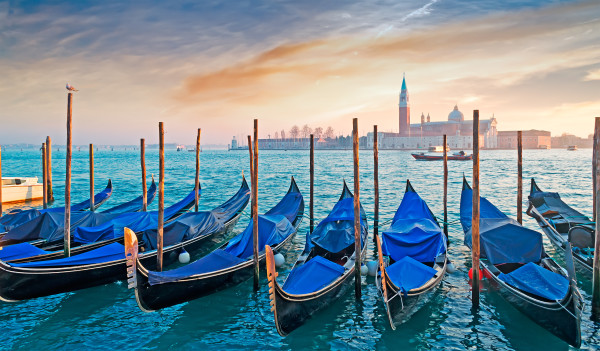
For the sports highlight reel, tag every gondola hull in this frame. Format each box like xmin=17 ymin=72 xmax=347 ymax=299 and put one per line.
xmin=411 ymin=154 xmax=472 ymax=161
xmin=0 ymin=213 xmax=242 ymax=302
xmin=481 ymin=261 xmax=582 ymax=348
xmin=267 ymin=244 xmax=367 ymax=336
xmin=527 ymin=204 xmax=593 ymax=278
xmin=134 ymin=231 xmax=297 ymax=312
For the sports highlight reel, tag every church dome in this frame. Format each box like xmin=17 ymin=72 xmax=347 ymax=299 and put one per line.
xmin=448 ymin=105 xmax=464 ymax=122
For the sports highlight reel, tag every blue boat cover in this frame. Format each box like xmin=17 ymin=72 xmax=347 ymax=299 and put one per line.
xmin=382 ymin=189 xmax=446 ymax=263
xmin=0 ymin=209 xmax=42 ymax=232
xmin=0 ymin=242 xmax=50 ymax=261
xmin=146 ymin=183 xmax=300 ymax=285
xmin=461 ymin=185 xmax=543 ymax=265
xmin=460 ymin=186 xmax=507 ymax=232
xmin=73 ymin=188 xmax=200 ymax=244
xmin=148 ymin=249 xmax=245 ymax=285
xmin=224 ymin=214 xmax=294 ymax=259
xmin=11 ymin=242 xmax=125 ymax=268
xmin=498 ymin=262 xmax=569 ymax=300
xmin=530 ymin=189 xmax=589 ymax=221
xmin=101 ymin=181 xmax=158 ymax=214
xmin=386 ymin=256 xmax=438 ymax=294
xmin=3 ymin=211 xmax=117 ymax=244
xmin=382 ymin=219 xmax=446 ymax=263
xmin=309 ymin=198 xmax=367 ymax=253
xmin=282 ymin=256 xmax=345 ymax=294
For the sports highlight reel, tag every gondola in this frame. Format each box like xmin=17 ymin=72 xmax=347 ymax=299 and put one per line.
xmin=461 ymin=177 xmax=582 ymax=347
xmin=376 ymin=180 xmax=447 ymax=329
xmin=0 ymin=180 xmax=113 ymax=233
xmin=265 ymin=181 xmax=368 ymax=336
xmin=411 ymin=152 xmax=472 ymax=161
xmin=526 ymin=178 xmax=594 ymax=276
xmin=0 ymin=178 xmax=248 ymax=302
xmin=0 ymin=181 xmax=198 ymax=249
xmin=126 ymin=177 xmax=304 ymax=312
xmin=101 ymin=177 xmax=158 ymax=214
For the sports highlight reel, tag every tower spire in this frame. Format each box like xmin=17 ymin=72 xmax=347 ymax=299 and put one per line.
xmin=398 ymin=73 xmax=410 ymax=136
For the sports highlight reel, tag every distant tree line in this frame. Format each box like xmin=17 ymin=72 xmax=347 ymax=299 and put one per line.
xmin=272 ymin=125 xmax=335 ymax=140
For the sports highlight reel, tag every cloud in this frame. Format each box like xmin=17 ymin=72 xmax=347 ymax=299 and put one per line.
xmin=584 ymin=68 xmax=600 ymax=81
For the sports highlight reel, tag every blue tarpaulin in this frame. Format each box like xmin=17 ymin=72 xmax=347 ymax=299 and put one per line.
xmin=282 ymin=256 xmax=345 ymax=294
xmin=0 ymin=242 xmax=50 ymax=261
xmin=74 ymin=188 xmax=200 ymax=244
xmin=382 ymin=188 xmax=446 ymax=263
xmin=382 ymin=219 xmax=446 ymax=263
xmin=386 ymin=256 xmax=438 ymax=294
xmin=460 ymin=185 xmax=507 ymax=232
xmin=0 ymin=181 xmax=112 ymax=231
xmin=3 ymin=211 xmax=116 ymax=244
xmin=461 ymin=182 xmax=543 ymax=265
xmin=224 ymin=214 xmax=294 ymax=259
xmin=145 ymin=180 xmax=301 ymax=285
xmin=499 ymin=262 xmax=569 ymax=300
xmin=11 ymin=242 xmax=125 ymax=268
xmin=148 ymin=249 xmax=245 ymax=285
xmin=309 ymin=198 xmax=367 ymax=253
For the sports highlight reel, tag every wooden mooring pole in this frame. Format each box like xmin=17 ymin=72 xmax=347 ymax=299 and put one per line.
xmin=517 ymin=131 xmax=523 ymax=224
xmin=42 ymin=143 xmax=48 ymax=209
xmin=471 ymin=110 xmax=480 ymax=308
xmin=89 ymin=143 xmax=94 ymax=211
xmin=592 ymin=117 xmax=600 ymax=319
xmin=195 ymin=128 xmax=201 ymax=212
xmin=374 ymin=125 xmax=379 ymax=243
xmin=157 ymin=122 xmax=165 ymax=271
xmin=0 ymin=146 xmax=2 ymax=215
xmin=140 ymin=138 xmax=147 ymax=211
xmin=310 ymin=134 xmax=314 ymax=234
xmin=352 ymin=118 xmax=362 ymax=299
xmin=443 ymin=134 xmax=448 ymax=241
xmin=252 ymin=119 xmax=259 ymax=291
xmin=64 ymin=93 xmax=73 ymax=257
xmin=46 ymin=136 xmax=53 ymax=202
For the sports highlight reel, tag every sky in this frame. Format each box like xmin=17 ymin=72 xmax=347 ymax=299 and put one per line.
xmin=1 ymin=0 xmax=599 ymax=145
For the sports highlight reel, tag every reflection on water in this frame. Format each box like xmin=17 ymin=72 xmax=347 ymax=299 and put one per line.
xmin=0 ymin=148 xmax=599 ymax=350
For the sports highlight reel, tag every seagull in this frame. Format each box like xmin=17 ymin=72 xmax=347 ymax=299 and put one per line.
xmin=66 ymin=83 xmax=79 ymax=92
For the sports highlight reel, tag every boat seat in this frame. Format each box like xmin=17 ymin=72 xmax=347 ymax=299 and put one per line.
xmin=386 ymin=256 xmax=437 ymax=295
xmin=569 ymin=226 xmax=594 ymax=249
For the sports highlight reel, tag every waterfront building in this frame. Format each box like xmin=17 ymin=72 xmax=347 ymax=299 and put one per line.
xmin=497 ymin=130 xmax=551 ymax=149
xmin=367 ymin=76 xmax=498 ymax=150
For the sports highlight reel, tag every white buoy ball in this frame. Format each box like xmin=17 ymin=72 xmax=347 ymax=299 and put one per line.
xmin=366 ymin=261 xmax=378 ymax=276
xmin=447 ymin=262 xmax=457 ymax=273
xmin=274 ymin=253 xmax=285 ymax=267
xmin=360 ymin=264 xmax=368 ymax=276
xmin=178 ymin=250 xmax=190 ymax=264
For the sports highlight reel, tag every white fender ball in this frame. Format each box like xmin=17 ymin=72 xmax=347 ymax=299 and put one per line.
xmin=447 ymin=262 xmax=457 ymax=274
xmin=366 ymin=261 xmax=378 ymax=276
xmin=274 ymin=253 xmax=285 ymax=267
xmin=178 ymin=249 xmax=190 ymax=264
xmin=360 ymin=264 xmax=368 ymax=276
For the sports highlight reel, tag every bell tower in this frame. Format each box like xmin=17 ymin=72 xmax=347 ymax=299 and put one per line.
xmin=399 ymin=74 xmax=410 ymax=136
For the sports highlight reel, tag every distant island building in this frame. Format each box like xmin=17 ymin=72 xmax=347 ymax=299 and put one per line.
xmin=367 ymin=75 xmax=498 ymax=150
xmin=497 ymin=130 xmax=552 ymax=149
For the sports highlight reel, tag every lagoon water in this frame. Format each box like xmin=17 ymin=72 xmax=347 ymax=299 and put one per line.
xmin=1 ymin=148 xmax=599 ymax=350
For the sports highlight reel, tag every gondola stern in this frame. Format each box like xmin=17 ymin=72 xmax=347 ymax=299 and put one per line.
xmin=124 ymin=227 xmax=139 ymax=291
xmin=462 ymin=175 xmax=471 ymax=190
xmin=530 ymin=178 xmax=541 ymax=195
xmin=288 ymin=176 xmax=300 ymax=194
xmin=265 ymin=245 xmax=288 ymax=337
xmin=340 ymin=180 xmax=354 ymax=200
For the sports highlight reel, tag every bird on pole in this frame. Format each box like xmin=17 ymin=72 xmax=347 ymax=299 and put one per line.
xmin=66 ymin=83 xmax=79 ymax=92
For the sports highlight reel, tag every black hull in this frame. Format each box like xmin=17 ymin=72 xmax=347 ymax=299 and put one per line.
xmin=134 ymin=229 xmax=298 ymax=312
xmin=0 ymin=213 xmax=242 ymax=302
xmin=267 ymin=244 xmax=367 ymax=336
xmin=481 ymin=262 xmax=582 ymax=348
xmin=527 ymin=204 xmax=593 ymax=278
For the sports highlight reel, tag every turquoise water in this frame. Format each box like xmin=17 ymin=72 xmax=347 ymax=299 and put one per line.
xmin=0 ymin=148 xmax=599 ymax=350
